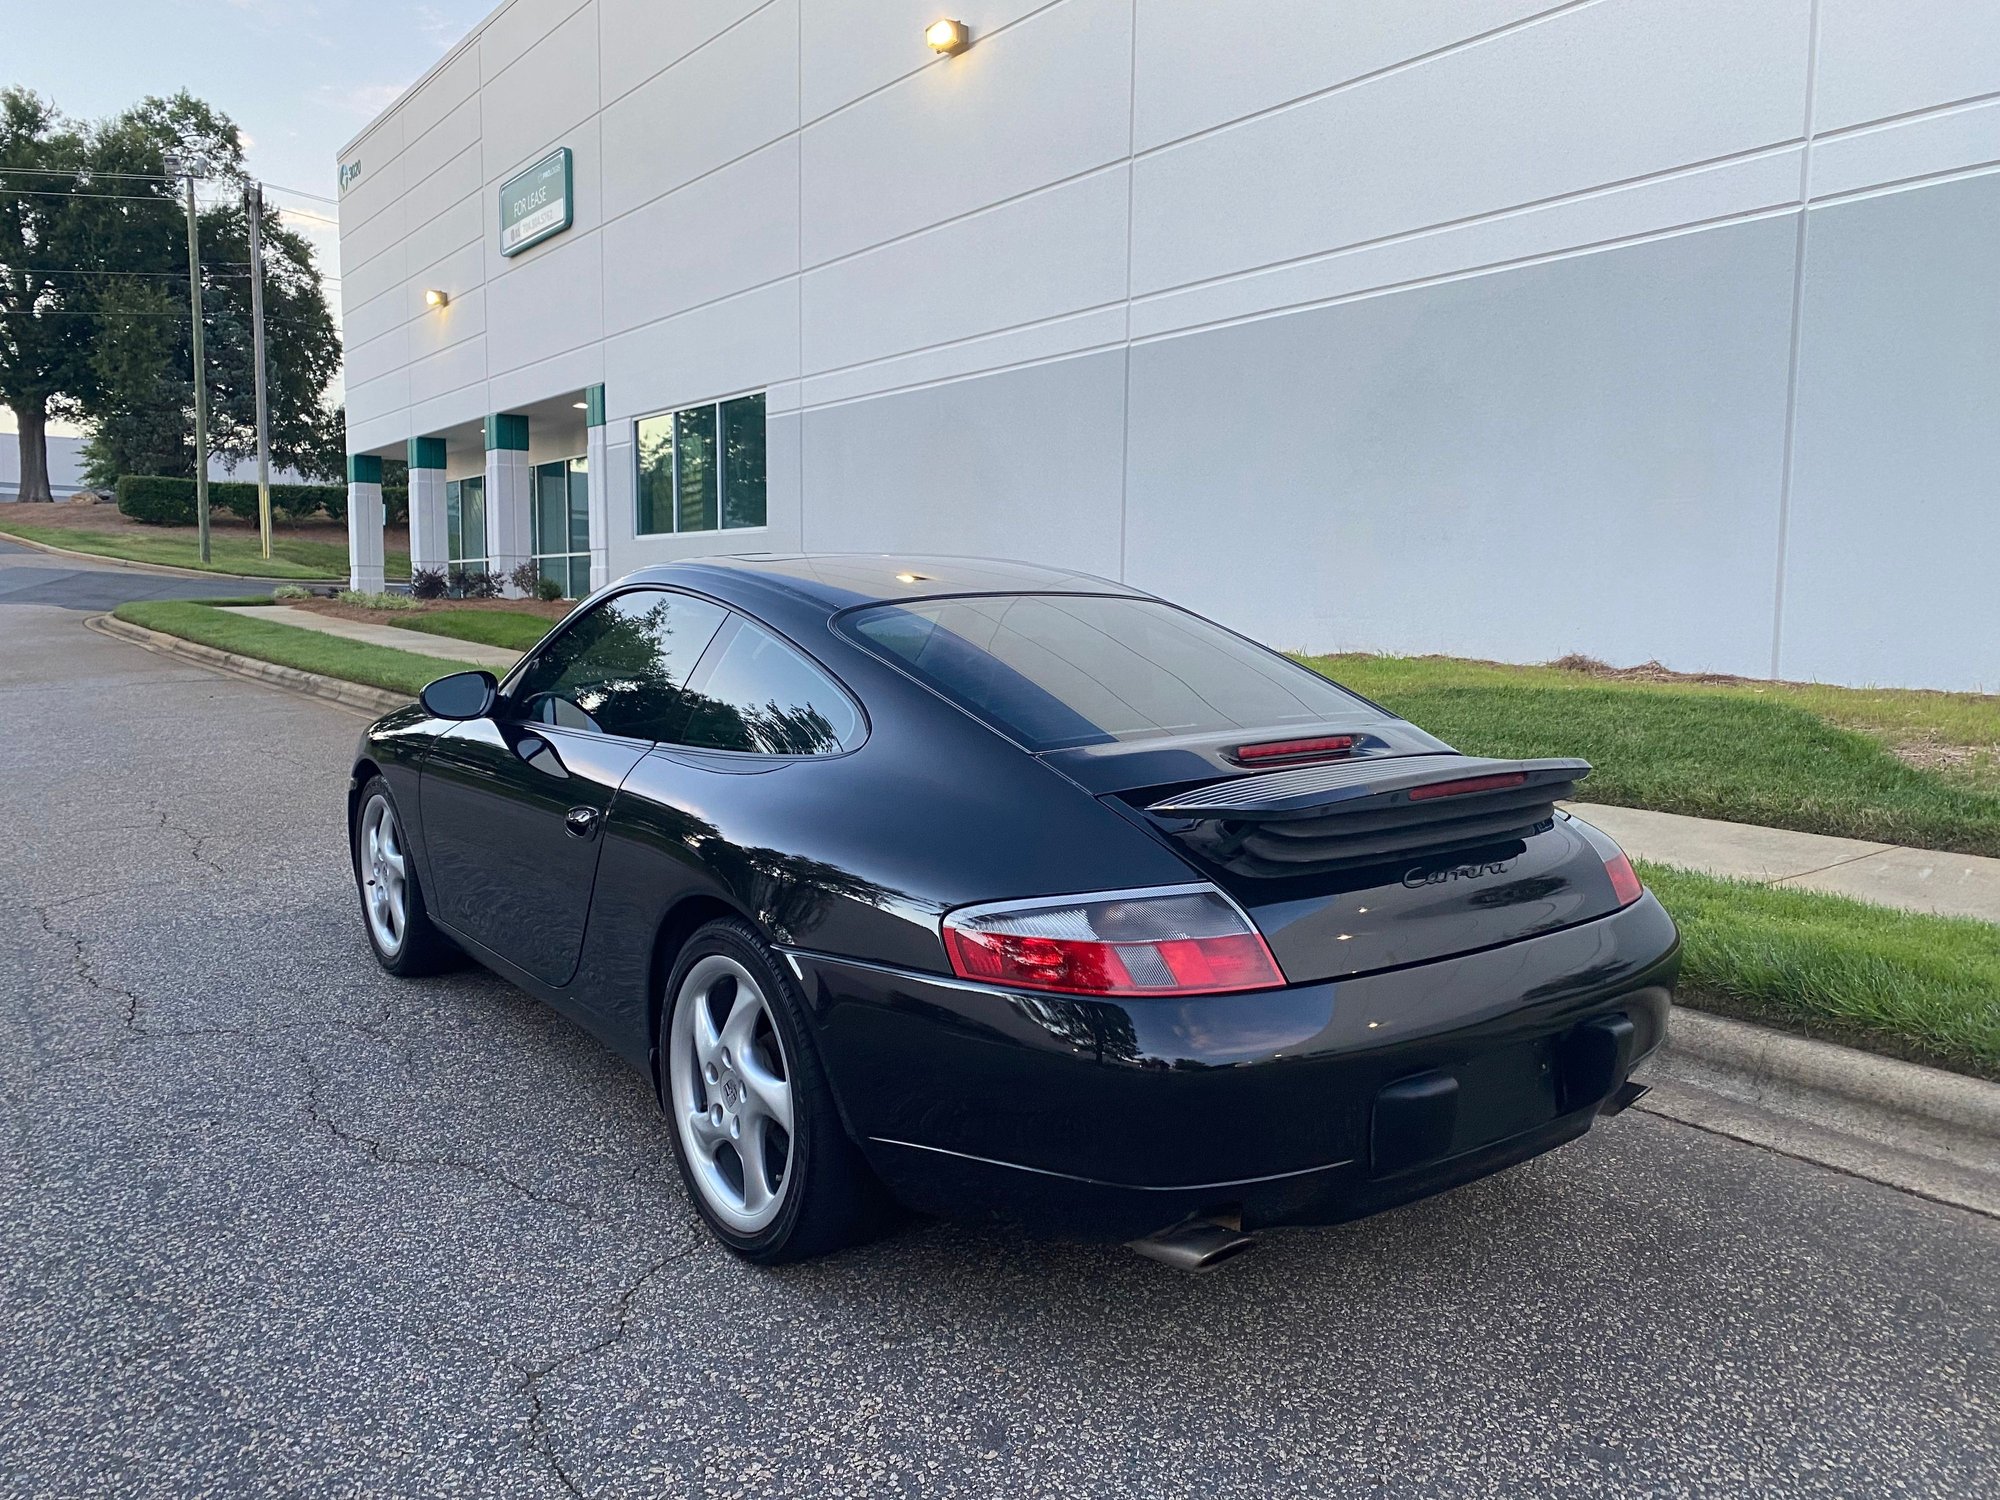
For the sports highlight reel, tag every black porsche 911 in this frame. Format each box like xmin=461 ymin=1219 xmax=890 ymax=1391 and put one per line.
xmin=348 ymin=555 xmax=1678 ymax=1268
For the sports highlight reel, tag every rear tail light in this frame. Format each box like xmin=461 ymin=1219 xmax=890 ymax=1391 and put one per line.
xmin=1603 ymin=850 xmax=1644 ymax=907
xmin=941 ymin=885 xmax=1286 ymax=997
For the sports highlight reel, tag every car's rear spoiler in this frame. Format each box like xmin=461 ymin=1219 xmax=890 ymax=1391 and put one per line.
xmin=1143 ymin=754 xmax=1591 ymax=874
xmin=1147 ymin=754 xmax=1590 ymax=821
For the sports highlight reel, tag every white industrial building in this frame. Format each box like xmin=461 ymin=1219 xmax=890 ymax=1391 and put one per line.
xmin=337 ymin=0 xmax=2000 ymax=691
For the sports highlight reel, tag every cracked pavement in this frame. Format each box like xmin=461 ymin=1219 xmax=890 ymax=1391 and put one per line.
xmin=1 ymin=539 xmax=1996 ymax=1497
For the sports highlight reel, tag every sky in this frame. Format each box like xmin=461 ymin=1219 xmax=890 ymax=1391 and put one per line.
xmin=6 ymin=0 xmax=496 ymax=432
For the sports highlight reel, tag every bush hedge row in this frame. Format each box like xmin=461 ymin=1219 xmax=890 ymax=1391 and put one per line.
xmin=114 ymin=475 xmax=408 ymax=527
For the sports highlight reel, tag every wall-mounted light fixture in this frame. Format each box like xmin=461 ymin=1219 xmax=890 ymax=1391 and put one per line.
xmin=573 ymin=401 xmax=589 ymax=410
xmin=425 ymin=288 xmax=450 ymax=309
xmin=926 ymin=18 xmax=970 ymax=54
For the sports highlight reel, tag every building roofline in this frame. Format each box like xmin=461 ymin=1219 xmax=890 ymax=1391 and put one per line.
xmin=335 ymin=0 xmax=515 ymax=161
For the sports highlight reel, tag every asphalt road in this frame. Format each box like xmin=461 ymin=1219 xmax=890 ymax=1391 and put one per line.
xmin=2 ymin=542 xmax=1995 ymax=1498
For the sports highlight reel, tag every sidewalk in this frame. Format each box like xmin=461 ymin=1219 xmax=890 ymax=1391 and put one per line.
xmin=217 ymin=605 xmax=525 ymax=672
xmin=1569 ymin=802 xmax=2000 ymax=925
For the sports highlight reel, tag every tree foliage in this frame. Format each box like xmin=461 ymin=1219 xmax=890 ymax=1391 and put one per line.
xmin=2 ymin=88 xmax=343 ymax=498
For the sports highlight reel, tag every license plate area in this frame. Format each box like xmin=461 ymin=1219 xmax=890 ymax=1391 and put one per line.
xmin=1370 ymin=1038 xmax=1560 ymax=1177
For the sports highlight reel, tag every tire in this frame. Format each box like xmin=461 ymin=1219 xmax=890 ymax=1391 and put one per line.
xmin=351 ymin=776 xmax=456 ymax=977
xmin=660 ymin=917 xmax=890 ymax=1263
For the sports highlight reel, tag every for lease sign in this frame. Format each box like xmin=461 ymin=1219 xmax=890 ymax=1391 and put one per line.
xmin=499 ymin=149 xmax=573 ymax=256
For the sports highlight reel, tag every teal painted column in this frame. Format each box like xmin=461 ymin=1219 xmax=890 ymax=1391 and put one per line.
xmin=406 ymin=436 xmax=448 ymax=577
xmin=346 ymin=452 xmax=385 ymax=592
xmin=483 ymin=414 xmax=532 ymax=595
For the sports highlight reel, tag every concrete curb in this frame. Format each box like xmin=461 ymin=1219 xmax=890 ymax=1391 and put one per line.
xmin=87 ymin=614 xmax=410 ymax=718
xmin=1637 ymin=1006 xmax=2000 ymax=1218
xmin=0 ymin=525 xmax=331 ymax=585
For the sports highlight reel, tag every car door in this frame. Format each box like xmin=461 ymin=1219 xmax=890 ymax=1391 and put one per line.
xmin=419 ymin=587 xmax=729 ymax=986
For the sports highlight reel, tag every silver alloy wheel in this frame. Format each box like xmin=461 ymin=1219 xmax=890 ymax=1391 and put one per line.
xmin=358 ymin=794 xmax=409 ymax=958
xmin=668 ymin=954 xmax=795 ymax=1234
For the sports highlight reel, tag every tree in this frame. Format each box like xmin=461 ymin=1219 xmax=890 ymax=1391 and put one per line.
xmin=2 ymin=89 xmax=343 ymax=499
xmin=88 ymin=93 xmax=344 ymax=486
xmin=0 ymin=90 xmax=103 ymax=501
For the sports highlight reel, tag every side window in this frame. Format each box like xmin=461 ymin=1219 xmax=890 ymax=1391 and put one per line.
xmin=674 ymin=618 xmax=861 ymax=756
xmin=509 ymin=588 xmax=727 ymax=740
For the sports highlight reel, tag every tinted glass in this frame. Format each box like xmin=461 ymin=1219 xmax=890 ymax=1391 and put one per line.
xmin=635 ymin=414 xmax=673 ymax=534
xmin=845 ymin=594 xmax=1384 ymax=751
xmin=446 ymin=477 xmax=486 ymax=565
xmin=509 ymin=588 xmax=727 ymax=740
xmin=674 ymin=406 xmax=717 ymax=532
xmin=676 ymin=619 xmax=860 ymax=756
xmin=720 ymin=394 xmax=766 ymax=529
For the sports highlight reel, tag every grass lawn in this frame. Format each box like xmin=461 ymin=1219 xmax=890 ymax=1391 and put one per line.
xmin=1304 ymin=653 xmax=2000 ymax=858
xmin=1644 ymin=861 xmax=2000 ymax=1079
xmin=0 ymin=516 xmax=410 ymax=581
xmin=366 ymin=609 xmax=554 ymax=653
xmin=114 ymin=599 xmax=483 ymax=698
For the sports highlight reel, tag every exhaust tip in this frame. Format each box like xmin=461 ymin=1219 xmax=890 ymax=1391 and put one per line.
xmin=1128 ymin=1217 xmax=1261 ymax=1273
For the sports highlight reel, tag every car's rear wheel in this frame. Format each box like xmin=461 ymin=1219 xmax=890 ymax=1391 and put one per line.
xmin=352 ymin=777 xmax=454 ymax=976
xmin=663 ymin=918 xmax=888 ymax=1262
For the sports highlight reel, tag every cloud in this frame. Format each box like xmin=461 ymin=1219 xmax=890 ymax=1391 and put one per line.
xmin=416 ymin=5 xmax=468 ymax=51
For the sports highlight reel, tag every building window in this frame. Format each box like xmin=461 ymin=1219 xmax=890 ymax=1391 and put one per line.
xmin=635 ymin=393 xmax=766 ymax=536
xmin=446 ymin=477 xmax=486 ymax=570
xmin=532 ymin=457 xmax=591 ymax=598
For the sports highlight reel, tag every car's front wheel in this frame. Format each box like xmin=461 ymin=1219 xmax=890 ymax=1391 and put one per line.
xmin=662 ymin=918 xmax=888 ymax=1263
xmin=352 ymin=776 xmax=455 ymax=976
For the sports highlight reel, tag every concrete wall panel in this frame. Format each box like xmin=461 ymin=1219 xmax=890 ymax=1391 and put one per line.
xmin=599 ymin=0 xmax=772 ymax=105
xmin=603 ymin=279 xmax=802 ymax=420
xmin=600 ymin=0 xmax=798 ymax=220
xmin=801 ymin=0 xmax=1131 ymax=266
xmin=1815 ymin=0 xmax=2000 ymax=133
xmin=799 ymin=349 xmax=1126 ymax=573
xmin=802 ymin=165 xmax=1129 ymax=374
xmin=482 ymin=4 xmax=601 ymax=185
xmin=1781 ymin=172 xmax=2000 ymax=691
xmin=602 ymin=137 xmax=800 ymax=330
xmin=1132 ymin=0 xmax=1810 ymax=296
xmin=1125 ymin=215 xmax=1801 ymax=674
xmin=801 ymin=0 xmax=1050 ymax=123
xmin=1133 ymin=0 xmax=1571 ymax=152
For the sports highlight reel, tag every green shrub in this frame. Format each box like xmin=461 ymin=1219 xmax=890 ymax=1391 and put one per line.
xmin=115 ymin=475 xmax=198 ymax=525
xmin=115 ymin=475 xmax=350 ymax=526
xmin=271 ymin=584 xmax=312 ymax=600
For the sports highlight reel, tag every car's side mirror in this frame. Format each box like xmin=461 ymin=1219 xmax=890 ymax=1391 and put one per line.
xmin=419 ymin=670 xmax=498 ymax=721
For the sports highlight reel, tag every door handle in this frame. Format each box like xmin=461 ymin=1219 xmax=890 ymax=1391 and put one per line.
xmin=564 ymin=805 xmax=601 ymax=839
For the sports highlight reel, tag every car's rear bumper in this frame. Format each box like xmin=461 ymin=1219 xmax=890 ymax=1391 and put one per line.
xmin=787 ymin=893 xmax=1679 ymax=1242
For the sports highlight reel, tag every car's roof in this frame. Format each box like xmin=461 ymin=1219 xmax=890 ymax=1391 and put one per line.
xmin=621 ymin=554 xmax=1150 ymax=615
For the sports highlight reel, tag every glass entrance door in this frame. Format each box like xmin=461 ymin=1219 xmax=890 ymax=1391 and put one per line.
xmin=531 ymin=457 xmax=590 ymax=598
xmin=446 ymin=476 xmax=486 ymax=572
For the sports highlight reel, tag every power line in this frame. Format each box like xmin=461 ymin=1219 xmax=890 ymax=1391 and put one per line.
xmin=0 ymin=187 xmax=181 ymax=202
xmin=0 ymin=309 xmax=195 ymax=318
xmin=3 ymin=266 xmax=249 ymax=279
xmin=0 ymin=166 xmax=181 ymax=181
xmin=261 ymin=182 xmax=339 ymax=205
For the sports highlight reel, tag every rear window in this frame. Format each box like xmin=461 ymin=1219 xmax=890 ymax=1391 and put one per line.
xmin=843 ymin=594 xmax=1384 ymax=751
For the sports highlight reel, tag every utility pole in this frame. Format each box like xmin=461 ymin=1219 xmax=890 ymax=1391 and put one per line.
xmin=246 ymin=181 xmax=274 ymax=560
xmin=179 ymin=161 xmax=213 ymax=565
